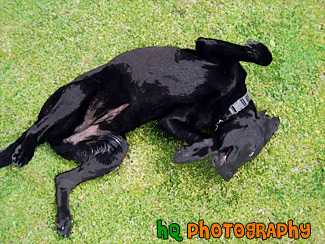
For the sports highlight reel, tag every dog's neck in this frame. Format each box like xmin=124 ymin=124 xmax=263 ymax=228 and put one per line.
xmin=214 ymin=90 xmax=253 ymax=130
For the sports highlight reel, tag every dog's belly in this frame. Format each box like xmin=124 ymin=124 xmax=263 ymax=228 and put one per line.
xmin=69 ymin=46 xmax=246 ymax=135
xmin=75 ymin=101 xmax=170 ymax=134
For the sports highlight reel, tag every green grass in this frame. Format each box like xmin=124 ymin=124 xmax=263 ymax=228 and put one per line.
xmin=0 ymin=0 xmax=324 ymax=243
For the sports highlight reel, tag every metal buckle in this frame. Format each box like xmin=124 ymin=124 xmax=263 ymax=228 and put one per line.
xmin=215 ymin=119 xmax=224 ymax=131
xmin=215 ymin=91 xmax=252 ymax=130
xmin=229 ymin=105 xmax=238 ymax=115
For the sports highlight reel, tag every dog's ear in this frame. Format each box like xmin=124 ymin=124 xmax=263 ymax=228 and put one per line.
xmin=173 ymin=138 xmax=220 ymax=164
xmin=256 ymin=110 xmax=279 ymax=141
xmin=263 ymin=116 xmax=280 ymax=141
xmin=257 ymin=110 xmax=267 ymax=118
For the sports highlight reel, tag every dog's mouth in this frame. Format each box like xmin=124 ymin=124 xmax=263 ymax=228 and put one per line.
xmin=223 ymin=147 xmax=233 ymax=163
xmin=213 ymin=146 xmax=233 ymax=168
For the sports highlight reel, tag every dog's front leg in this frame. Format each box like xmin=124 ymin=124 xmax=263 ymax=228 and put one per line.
xmin=157 ymin=106 xmax=221 ymax=163
xmin=157 ymin=106 xmax=210 ymax=145
xmin=195 ymin=37 xmax=273 ymax=66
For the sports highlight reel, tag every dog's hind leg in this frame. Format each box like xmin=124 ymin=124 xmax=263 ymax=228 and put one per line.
xmin=49 ymin=132 xmax=128 ymax=238
xmin=195 ymin=37 xmax=273 ymax=66
xmin=0 ymin=132 xmax=27 ymax=168
xmin=0 ymin=78 xmax=100 ymax=168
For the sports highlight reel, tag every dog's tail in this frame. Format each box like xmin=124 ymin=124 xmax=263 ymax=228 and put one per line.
xmin=49 ymin=132 xmax=128 ymax=165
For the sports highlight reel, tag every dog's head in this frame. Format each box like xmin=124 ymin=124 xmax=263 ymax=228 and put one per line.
xmin=213 ymin=109 xmax=279 ymax=181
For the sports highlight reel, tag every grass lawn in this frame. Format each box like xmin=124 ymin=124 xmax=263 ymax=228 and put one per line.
xmin=0 ymin=0 xmax=323 ymax=243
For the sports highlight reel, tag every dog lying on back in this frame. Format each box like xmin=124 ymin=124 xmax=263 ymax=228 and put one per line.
xmin=0 ymin=37 xmax=279 ymax=237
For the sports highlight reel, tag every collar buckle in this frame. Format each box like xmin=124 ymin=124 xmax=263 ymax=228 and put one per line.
xmin=215 ymin=90 xmax=252 ymax=131
xmin=228 ymin=90 xmax=251 ymax=115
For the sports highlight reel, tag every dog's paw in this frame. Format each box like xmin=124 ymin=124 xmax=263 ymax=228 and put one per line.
xmin=0 ymin=133 xmax=28 ymax=168
xmin=11 ymin=144 xmax=34 ymax=168
xmin=173 ymin=138 xmax=218 ymax=164
xmin=0 ymin=147 xmax=14 ymax=168
xmin=245 ymin=41 xmax=272 ymax=66
xmin=57 ymin=211 xmax=72 ymax=238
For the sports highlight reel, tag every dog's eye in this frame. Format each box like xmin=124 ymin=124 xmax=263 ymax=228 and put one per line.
xmin=248 ymin=151 xmax=255 ymax=157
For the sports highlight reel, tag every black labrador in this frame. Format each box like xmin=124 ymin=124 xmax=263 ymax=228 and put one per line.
xmin=0 ymin=38 xmax=279 ymax=237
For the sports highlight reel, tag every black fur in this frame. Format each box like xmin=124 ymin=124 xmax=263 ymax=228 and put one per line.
xmin=0 ymin=38 xmax=279 ymax=237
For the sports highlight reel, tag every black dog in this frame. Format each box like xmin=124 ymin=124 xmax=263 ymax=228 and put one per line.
xmin=0 ymin=38 xmax=279 ymax=237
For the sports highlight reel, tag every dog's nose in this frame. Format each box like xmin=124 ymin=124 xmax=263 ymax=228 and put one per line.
xmin=225 ymin=173 xmax=233 ymax=181
xmin=212 ymin=155 xmax=224 ymax=168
